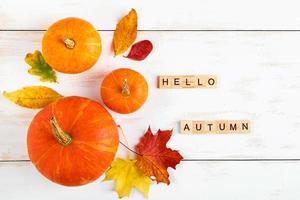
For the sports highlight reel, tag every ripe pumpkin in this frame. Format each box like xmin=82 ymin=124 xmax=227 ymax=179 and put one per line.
xmin=42 ymin=17 xmax=101 ymax=74
xmin=27 ymin=96 xmax=118 ymax=186
xmin=101 ymin=68 xmax=148 ymax=114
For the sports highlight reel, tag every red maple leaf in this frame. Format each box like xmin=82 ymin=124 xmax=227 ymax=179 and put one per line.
xmin=135 ymin=127 xmax=183 ymax=184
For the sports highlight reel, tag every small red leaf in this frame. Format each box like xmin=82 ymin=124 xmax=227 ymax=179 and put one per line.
xmin=125 ymin=40 xmax=153 ymax=61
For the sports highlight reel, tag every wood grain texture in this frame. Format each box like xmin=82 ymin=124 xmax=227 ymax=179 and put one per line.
xmin=1 ymin=0 xmax=300 ymax=30
xmin=1 ymin=161 xmax=300 ymax=199
xmin=1 ymin=31 xmax=300 ymax=160
xmin=1 ymin=0 xmax=300 ymax=199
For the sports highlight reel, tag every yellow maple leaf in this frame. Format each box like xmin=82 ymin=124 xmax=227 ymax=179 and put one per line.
xmin=104 ymin=158 xmax=151 ymax=198
xmin=113 ymin=9 xmax=138 ymax=56
xmin=3 ymin=86 xmax=62 ymax=109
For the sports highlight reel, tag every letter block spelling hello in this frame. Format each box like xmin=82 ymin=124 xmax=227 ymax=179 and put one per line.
xmin=158 ymin=75 xmax=218 ymax=89
xmin=180 ymin=120 xmax=251 ymax=134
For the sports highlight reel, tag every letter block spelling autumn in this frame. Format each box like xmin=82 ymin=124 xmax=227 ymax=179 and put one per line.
xmin=157 ymin=75 xmax=218 ymax=89
xmin=180 ymin=120 xmax=251 ymax=134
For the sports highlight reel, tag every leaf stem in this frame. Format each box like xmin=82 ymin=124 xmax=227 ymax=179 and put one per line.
xmin=117 ymin=125 xmax=142 ymax=157
xmin=119 ymin=141 xmax=142 ymax=156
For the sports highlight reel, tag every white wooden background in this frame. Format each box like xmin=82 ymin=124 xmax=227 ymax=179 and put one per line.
xmin=1 ymin=0 xmax=300 ymax=199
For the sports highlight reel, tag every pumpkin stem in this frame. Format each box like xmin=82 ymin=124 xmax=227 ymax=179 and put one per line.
xmin=50 ymin=117 xmax=72 ymax=146
xmin=64 ymin=38 xmax=76 ymax=49
xmin=121 ymin=79 xmax=130 ymax=96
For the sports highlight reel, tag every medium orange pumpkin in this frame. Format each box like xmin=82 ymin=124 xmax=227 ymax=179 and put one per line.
xmin=101 ymin=68 xmax=148 ymax=114
xmin=27 ymin=96 xmax=118 ymax=186
xmin=42 ymin=17 xmax=101 ymax=74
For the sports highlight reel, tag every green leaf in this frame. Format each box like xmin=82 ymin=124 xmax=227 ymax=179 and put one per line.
xmin=25 ymin=50 xmax=57 ymax=82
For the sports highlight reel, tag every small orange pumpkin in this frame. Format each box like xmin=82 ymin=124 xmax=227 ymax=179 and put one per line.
xmin=42 ymin=17 xmax=101 ymax=74
xmin=27 ymin=96 xmax=118 ymax=186
xmin=101 ymin=68 xmax=148 ymax=114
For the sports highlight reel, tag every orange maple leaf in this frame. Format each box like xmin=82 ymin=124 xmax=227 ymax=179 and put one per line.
xmin=135 ymin=127 xmax=183 ymax=184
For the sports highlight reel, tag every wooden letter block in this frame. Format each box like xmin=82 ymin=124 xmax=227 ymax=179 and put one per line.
xmin=180 ymin=120 xmax=251 ymax=134
xmin=158 ymin=75 xmax=218 ymax=89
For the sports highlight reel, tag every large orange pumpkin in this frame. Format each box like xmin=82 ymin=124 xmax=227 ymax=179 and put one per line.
xmin=27 ymin=96 xmax=118 ymax=186
xmin=101 ymin=68 xmax=148 ymax=114
xmin=42 ymin=17 xmax=101 ymax=74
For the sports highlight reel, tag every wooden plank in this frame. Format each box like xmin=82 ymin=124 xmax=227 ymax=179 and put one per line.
xmin=1 ymin=161 xmax=300 ymax=199
xmin=1 ymin=0 xmax=300 ymax=30
xmin=1 ymin=31 xmax=300 ymax=160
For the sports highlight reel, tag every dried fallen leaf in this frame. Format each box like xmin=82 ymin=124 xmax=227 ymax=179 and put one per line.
xmin=3 ymin=86 xmax=62 ymax=109
xmin=113 ymin=9 xmax=137 ymax=56
xmin=125 ymin=40 xmax=153 ymax=61
xmin=104 ymin=158 xmax=151 ymax=198
xmin=25 ymin=50 xmax=57 ymax=82
xmin=135 ymin=127 xmax=183 ymax=184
